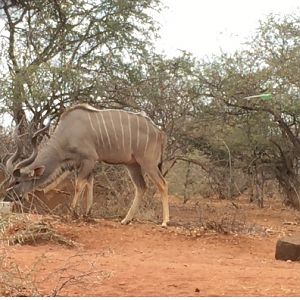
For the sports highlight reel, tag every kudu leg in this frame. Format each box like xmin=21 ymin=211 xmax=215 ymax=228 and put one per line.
xmin=70 ymin=178 xmax=87 ymax=215
xmin=85 ymin=176 xmax=94 ymax=216
xmin=121 ymin=163 xmax=147 ymax=225
xmin=70 ymin=159 xmax=95 ymax=216
xmin=142 ymin=164 xmax=169 ymax=227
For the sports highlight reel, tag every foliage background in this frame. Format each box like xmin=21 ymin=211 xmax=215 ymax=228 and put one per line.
xmin=1 ymin=0 xmax=300 ymax=211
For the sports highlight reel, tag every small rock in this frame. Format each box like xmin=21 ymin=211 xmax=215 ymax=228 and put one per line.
xmin=283 ymin=221 xmax=297 ymax=225
xmin=275 ymin=234 xmax=300 ymax=261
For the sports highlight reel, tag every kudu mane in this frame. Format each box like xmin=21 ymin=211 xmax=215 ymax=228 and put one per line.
xmin=60 ymin=104 xmax=160 ymax=129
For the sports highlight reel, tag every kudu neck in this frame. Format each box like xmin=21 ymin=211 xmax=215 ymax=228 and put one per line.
xmin=27 ymin=143 xmax=65 ymax=189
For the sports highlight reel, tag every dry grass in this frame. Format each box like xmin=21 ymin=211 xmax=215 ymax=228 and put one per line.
xmin=165 ymin=197 xmax=271 ymax=238
xmin=0 ymin=249 xmax=111 ymax=296
xmin=0 ymin=249 xmax=41 ymax=296
xmin=0 ymin=213 xmax=111 ymax=296
xmin=0 ymin=213 xmax=75 ymax=247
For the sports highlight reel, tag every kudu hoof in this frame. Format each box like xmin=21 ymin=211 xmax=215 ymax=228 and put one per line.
xmin=83 ymin=215 xmax=96 ymax=223
xmin=121 ymin=218 xmax=131 ymax=225
xmin=161 ymin=220 xmax=169 ymax=228
xmin=71 ymin=211 xmax=79 ymax=219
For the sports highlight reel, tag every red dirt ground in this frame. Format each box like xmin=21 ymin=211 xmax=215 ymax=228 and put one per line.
xmin=2 ymin=197 xmax=300 ymax=296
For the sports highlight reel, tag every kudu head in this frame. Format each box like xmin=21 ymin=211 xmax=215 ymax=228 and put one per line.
xmin=2 ymin=123 xmax=50 ymax=201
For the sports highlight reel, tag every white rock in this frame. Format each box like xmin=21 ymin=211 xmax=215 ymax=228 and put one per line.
xmin=0 ymin=202 xmax=12 ymax=214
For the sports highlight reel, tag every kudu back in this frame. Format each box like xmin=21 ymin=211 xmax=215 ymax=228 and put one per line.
xmin=6 ymin=104 xmax=170 ymax=226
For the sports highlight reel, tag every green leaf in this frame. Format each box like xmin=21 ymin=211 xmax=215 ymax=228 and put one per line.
xmin=244 ymin=93 xmax=272 ymax=101
xmin=259 ymin=93 xmax=272 ymax=101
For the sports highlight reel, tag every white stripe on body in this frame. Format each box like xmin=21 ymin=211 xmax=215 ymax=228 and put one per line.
xmin=128 ymin=113 xmax=132 ymax=150
xmin=147 ymin=122 xmax=159 ymax=155
xmin=68 ymin=104 xmax=161 ymax=131
xmin=136 ymin=115 xmax=140 ymax=149
xmin=154 ymin=127 xmax=159 ymax=153
xmin=95 ymin=113 xmax=105 ymax=146
xmin=109 ymin=111 xmax=119 ymax=150
xmin=100 ymin=113 xmax=112 ymax=149
xmin=88 ymin=113 xmax=100 ymax=147
xmin=143 ymin=118 xmax=149 ymax=156
xmin=118 ymin=111 xmax=125 ymax=152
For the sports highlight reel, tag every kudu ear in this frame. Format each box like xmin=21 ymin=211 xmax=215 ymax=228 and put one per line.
xmin=30 ymin=166 xmax=45 ymax=178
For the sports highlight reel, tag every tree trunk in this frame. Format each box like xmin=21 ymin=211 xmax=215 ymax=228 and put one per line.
xmin=12 ymin=101 xmax=27 ymax=132
xmin=276 ymin=171 xmax=300 ymax=210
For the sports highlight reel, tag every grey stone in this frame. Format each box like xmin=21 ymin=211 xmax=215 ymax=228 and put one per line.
xmin=0 ymin=201 xmax=12 ymax=214
xmin=275 ymin=234 xmax=300 ymax=261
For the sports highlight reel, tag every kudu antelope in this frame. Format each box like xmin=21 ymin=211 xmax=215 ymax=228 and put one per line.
xmin=5 ymin=104 xmax=170 ymax=226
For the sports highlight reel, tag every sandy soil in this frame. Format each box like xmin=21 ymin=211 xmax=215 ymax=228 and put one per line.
xmin=1 ymin=197 xmax=300 ymax=296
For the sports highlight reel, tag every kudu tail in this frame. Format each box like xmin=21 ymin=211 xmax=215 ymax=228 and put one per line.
xmin=158 ymin=159 xmax=163 ymax=173
xmin=158 ymin=132 xmax=167 ymax=175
